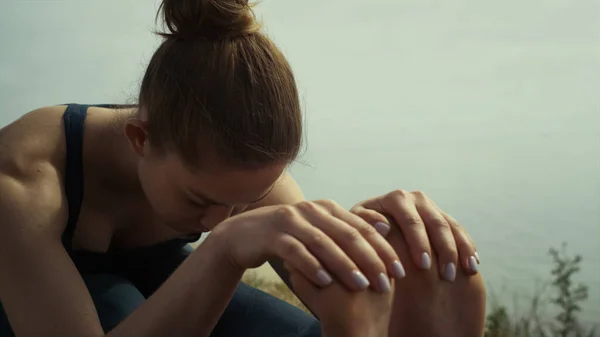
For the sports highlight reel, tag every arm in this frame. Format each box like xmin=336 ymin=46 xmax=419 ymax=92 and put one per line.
xmin=245 ymin=172 xmax=305 ymax=291
xmin=246 ymin=174 xmax=487 ymax=337
xmin=0 ymin=171 xmax=243 ymax=337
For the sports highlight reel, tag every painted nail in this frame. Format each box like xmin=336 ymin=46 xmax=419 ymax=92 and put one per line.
xmin=378 ymin=272 xmax=392 ymax=292
xmin=374 ymin=222 xmax=391 ymax=237
xmin=474 ymin=251 xmax=480 ymax=263
xmin=443 ymin=263 xmax=456 ymax=282
xmin=316 ymin=269 xmax=333 ymax=286
xmin=468 ymin=256 xmax=478 ymax=272
xmin=351 ymin=270 xmax=370 ymax=289
xmin=421 ymin=252 xmax=432 ymax=270
xmin=392 ymin=260 xmax=406 ymax=279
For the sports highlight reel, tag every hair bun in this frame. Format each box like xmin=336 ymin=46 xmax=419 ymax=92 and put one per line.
xmin=158 ymin=0 xmax=260 ymax=40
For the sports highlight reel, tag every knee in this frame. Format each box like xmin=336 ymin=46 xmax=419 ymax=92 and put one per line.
xmin=387 ymin=222 xmax=486 ymax=292
xmin=211 ymin=283 xmax=318 ymax=337
xmin=83 ymin=274 xmax=146 ymax=333
xmin=386 ymin=225 xmax=486 ymax=337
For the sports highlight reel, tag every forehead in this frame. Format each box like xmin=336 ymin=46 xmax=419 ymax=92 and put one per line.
xmin=165 ymin=154 xmax=285 ymax=205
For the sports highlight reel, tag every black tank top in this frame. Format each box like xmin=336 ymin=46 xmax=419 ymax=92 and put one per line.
xmin=60 ymin=104 xmax=200 ymax=274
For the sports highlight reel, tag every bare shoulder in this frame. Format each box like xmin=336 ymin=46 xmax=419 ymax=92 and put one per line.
xmin=0 ymin=107 xmax=99 ymax=336
xmin=0 ymin=106 xmax=69 ymax=238
xmin=0 ymin=105 xmax=68 ymax=182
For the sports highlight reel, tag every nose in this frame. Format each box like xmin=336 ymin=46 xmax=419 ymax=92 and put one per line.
xmin=201 ymin=205 xmax=234 ymax=230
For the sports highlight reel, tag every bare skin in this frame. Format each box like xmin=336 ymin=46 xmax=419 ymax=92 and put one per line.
xmin=0 ymin=105 xmax=485 ymax=337
xmin=288 ymin=224 xmax=486 ymax=337
xmin=288 ymin=262 xmax=395 ymax=337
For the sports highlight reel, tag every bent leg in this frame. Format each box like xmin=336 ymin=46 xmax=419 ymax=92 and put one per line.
xmin=122 ymin=239 xmax=321 ymax=337
xmin=82 ymin=274 xmax=146 ymax=333
xmin=387 ymin=224 xmax=487 ymax=337
xmin=270 ymin=223 xmax=486 ymax=337
xmin=0 ymin=274 xmax=145 ymax=336
xmin=211 ymin=282 xmax=320 ymax=337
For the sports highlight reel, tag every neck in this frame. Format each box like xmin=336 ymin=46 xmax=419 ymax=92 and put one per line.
xmin=94 ymin=108 xmax=146 ymax=200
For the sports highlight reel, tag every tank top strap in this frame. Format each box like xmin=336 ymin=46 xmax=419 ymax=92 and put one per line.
xmin=61 ymin=104 xmax=88 ymax=251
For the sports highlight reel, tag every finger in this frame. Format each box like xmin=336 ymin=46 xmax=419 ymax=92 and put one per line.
xmin=380 ymin=192 xmax=433 ymax=271
xmin=414 ymin=196 xmax=459 ymax=282
xmin=281 ymin=214 xmax=373 ymax=292
xmin=287 ymin=265 xmax=322 ymax=302
xmin=299 ymin=201 xmax=394 ymax=293
xmin=430 ymin=198 xmax=480 ymax=268
xmin=333 ymin=205 xmax=406 ymax=280
xmin=442 ymin=212 xmax=479 ymax=274
xmin=350 ymin=205 xmax=392 ymax=237
xmin=442 ymin=211 xmax=479 ymax=257
xmin=429 ymin=200 xmax=478 ymax=253
xmin=272 ymin=233 xmax=335 ymax=288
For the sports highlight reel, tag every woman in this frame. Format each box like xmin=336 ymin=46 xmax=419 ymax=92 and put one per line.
xmin=0 ymin=0 xmax=485 ymax=336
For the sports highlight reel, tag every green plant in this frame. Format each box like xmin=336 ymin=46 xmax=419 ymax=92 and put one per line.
xmin=485 ymin=243 xmax=597 ymax=337
xmin=485 ymin=306 xmax=512 ymax=337
xmin=547 ymin=243 xmax=595 ymax=337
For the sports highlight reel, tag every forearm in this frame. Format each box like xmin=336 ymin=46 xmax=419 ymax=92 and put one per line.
xmin=108 ymin=233 xmax=244 ymax=337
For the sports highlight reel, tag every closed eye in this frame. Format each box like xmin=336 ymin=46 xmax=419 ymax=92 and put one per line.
xmin=186 ymin=196 xmax=208 ymax=208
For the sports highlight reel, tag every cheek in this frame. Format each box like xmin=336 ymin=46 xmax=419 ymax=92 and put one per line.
xmin=139 ymin=162 xmax=181 ymax=218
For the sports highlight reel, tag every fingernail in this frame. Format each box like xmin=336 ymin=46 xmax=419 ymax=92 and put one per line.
xmin=392 ymin=260 xmax=406 ymax=279
xmin=378 ymin=272 xmax=392 ymax=292
xmin=468 ymin=256 xmax=478 ymax=272
xmin=474 ymin=251 xmax=480 ymax=264
xmin=374 ymin=222 xmax=391 ymax=237
xmin=351 ymin=270 xmax=370 ymax=289
xmin=443 ymin=263 xmax=456 ymax=282
xmin=316 ymin=269 xmax=333 ymax=286
xmin=420 ymin=252 xmax=431 ymax=270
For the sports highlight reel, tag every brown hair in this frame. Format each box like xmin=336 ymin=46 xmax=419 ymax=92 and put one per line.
xmin=138 ymin=0 xmax=302 ymax=170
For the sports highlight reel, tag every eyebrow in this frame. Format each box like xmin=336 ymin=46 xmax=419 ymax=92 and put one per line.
xmin=187 ymin=185 xmax=275 ymax=207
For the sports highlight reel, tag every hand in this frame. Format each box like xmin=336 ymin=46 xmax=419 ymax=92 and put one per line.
xmin=385 ymin=222 xmax=486 ymax=337
xmin=286 ymin=263 xmax=394 ymax=337
xmin=211 ymin=200 xmax=406 ymax=292
xmin=350 ymin=190 xmax=479 ymax=282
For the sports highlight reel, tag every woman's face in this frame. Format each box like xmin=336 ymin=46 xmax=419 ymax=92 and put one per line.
xmin=137 ymin=151 xmax=284 ymax=234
